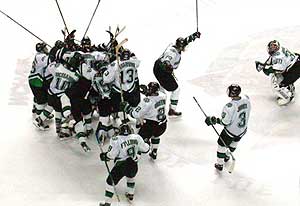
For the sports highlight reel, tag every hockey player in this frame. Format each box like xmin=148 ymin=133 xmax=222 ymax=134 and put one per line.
xmin=255 ymin=40 xmax=300 ymax=105
xmin=99 ymin=123 xmax=150 ymax=206
xmin=120 ymin=82 xmax=167 ymax=160
xmin=103 ymin=49 xmax=141 ymax=117
xmin=204 ymin=84 xmax=251 ymax=171
xmin=92 ymin=60 xmax=115 ymax=144
xmin=29 ymin=42 xmax=54 ymax=130
xmin=46 ymin=53 xmax=82 ymax=139
xmin=153 ymin=31 xmax=201 ymax=116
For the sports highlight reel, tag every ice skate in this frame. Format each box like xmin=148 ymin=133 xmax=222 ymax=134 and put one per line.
xmin=125 ymin=192 xmax=134 ymax=202
xmin=33 ymin=117 xmax=49 ymax=131
xmin=80 ymin=142 xmax=91 ymax=152
xmin=168 ymin=108 xmax=182 ymax=116
xmin=99 ymin=202 xmax=110 ymax=206
xmin=149 ymin=150 xmax=157 ymax=160
xmin=214 ymin=163 xmax=223 ymax=171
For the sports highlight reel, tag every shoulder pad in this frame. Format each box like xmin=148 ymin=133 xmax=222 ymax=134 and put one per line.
xmin=143 ymin=97 xmax=150 ymax=103
xmin=226 ymin=103 xmax=233 ymax=108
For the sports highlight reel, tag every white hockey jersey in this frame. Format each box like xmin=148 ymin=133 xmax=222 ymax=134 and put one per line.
xmin=91 ymin=70 xmax=112 ymax=98
xmin=131 ymin=91 xmax=167 ymax=123
xmin=107 ymin=133 xmax=150 ymax=162
xmin=221 ymin=95 xmax=251 ymax=137
xmin=159 ymin=44 xmax=181 ymax=70
xmin=267 ymin=47 xmax=298 ymax=73
xmin=103 ymin=57 xmax=140 ymax=93
xmin=48 ymin=64 xmax=80 ymax=96
xmin=28 ymin=52 xmax=49 ymax=87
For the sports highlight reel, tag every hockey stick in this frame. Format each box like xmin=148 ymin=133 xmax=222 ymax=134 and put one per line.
xmin=82 ymin=0 xmax=101 ymax=39
xmin=196 ymin=0 xmax=199 ymax=32
xmin=54 ymin=0 xmax=69 ymax=35
xmin=0 ymin=9 xmax=51 ymax=48
xmin=193 ymin=96 xmax=236 ymax=173
xmin=115 ymin=38 xmax=129 ymax=121
xmin=96 ymin=132 xmax=121 ymax=203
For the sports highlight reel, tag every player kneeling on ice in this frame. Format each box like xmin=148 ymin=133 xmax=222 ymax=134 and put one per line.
xmin=99 ymin=123 xmax=150 ymax=206
xmin=205 ymin=84 xmax=251 ymax=172
xmin=120 ymin=82 xmax=167 ymax=160
xmin=255 ymin=40 xmax=300 ymax=106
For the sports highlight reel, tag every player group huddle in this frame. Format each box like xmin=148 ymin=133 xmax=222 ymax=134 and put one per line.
xmin=28 ymin=27 xmax=300 ymax=205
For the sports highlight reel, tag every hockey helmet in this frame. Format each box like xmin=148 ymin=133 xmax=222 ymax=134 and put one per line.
xmin=81 ymin=36 xmax=91 ymax=47
xmin=54 ymin=40 xmax=65 ymax=49
xmin=267 ymin=40 xmax=280 ymax=55
xmin=119 ymin=123 xmax=132 ymax=135
xmin=120 ymin=48 xmax=131 ymax=61
xmin=147 ymin=82 xmax=160 ymax=96
xmin=227 ymin=84 xmax=241 ymax=98
xmin=36 ymin=42 xmax=48 ymax=54
xmin=175 ymin=37 xmax=187 ymax=51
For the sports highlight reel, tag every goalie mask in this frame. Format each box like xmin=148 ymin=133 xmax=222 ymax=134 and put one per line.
xmin=36 ymin=42 xmax=48 ymax=54
xmin=227 ymin=84 xmax=241 ymax=98
xmin=267 ymin=40 xmax=280 ymax=55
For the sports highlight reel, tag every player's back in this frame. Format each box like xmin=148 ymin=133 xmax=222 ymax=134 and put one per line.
xmin=223 ymin=95 xmax=251 ymax=136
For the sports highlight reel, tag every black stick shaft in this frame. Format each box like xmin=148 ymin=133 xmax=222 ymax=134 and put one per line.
xmin=0 ymin=9 xmax=51 ymax=47
xmin=196 ymin=0 xmax=199 ymax=32
xmin=54 ymin=0 xmax=69 ymax=35
xmin=83 ymin=0 xmax=101 ymax=39
xmin=193 ymin=96 xmax=235 ymax=161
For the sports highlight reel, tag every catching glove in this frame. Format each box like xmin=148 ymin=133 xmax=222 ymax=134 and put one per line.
xmin=205 ymin=116 xmax=217 ymax=126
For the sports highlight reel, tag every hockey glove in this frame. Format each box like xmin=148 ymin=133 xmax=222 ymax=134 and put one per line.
xmin=255 ymin=61 xmax=265 ymax=72
xmin=140 ymin=84 xmax=148 ymax=95
xmin=193 ymin=31 xmax=201 ymax=39
xmin=100 ymin=152 xmax=110 ymax=161
xmin=205 ymin=116 xmax=217 ymax=126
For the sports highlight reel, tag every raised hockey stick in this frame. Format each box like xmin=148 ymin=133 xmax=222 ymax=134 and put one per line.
xmin=82 ymin=0 xmax=102 ymax=39
xmin=115 ymin=38 xmax=129 ymax=121
xmin=193 ymin=96 xmax=236 ymax=173
xmin=54 ymin=0 xmax=70 ymax=35
xmin=196 ymin=0 xmax=199 ymax=32
xmin=0 ymin=9 xmax=51 ymax=48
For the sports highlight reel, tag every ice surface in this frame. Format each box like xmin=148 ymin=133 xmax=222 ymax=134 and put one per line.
xmin=0 ymin=0 xmax=300 ymax=205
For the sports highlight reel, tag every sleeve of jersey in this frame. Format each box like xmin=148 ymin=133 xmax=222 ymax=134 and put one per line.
xmin=130 ymin=98 xmax=150 ymax=119
xmin=221 ymin=104 xmax=234 ymax=126
xmin=137 ymin=135 xmax=150 ymax=153
xmin=106 ymin=138 xmax=120 ymax=160
xmin=102 ymin=66 xmax=116 ymax=84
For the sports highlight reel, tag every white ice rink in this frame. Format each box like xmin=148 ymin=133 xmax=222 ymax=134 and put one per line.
xmin=1 ymin=0 xmax=300 ymax=205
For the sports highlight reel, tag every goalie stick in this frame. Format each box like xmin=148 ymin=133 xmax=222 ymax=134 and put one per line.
xmin=193 ymin=96 xmax=236 ymax=173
